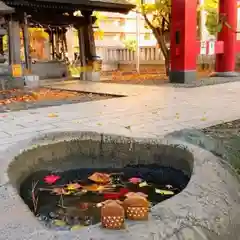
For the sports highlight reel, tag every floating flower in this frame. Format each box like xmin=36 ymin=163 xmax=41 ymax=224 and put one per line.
xmin=88 ymin=172 xmax=110 ymax=184
xmin=129 ymin=177 xmax=142 ymax=184
xmin=103 ymin=188 xmax=129 ymax=200
xmin=44 ymin=174 xmax=60 ymax=184
xmin=66 ymin=183 xmax=82 ymax=191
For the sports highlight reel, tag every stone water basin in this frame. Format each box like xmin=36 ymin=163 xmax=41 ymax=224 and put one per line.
xmin=2 ymin=131 xmax=240 ymax=240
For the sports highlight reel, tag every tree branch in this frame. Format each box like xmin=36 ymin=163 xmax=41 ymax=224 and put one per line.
xmin=142 ymin=12 xmax=155 ymax=31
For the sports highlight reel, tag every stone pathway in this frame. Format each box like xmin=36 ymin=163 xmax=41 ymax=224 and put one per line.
xmin=42 ymin=79 xmax=163 ymax=96
xmin=0 ymin=80 xmax=240 ymax=152
xmin=0 ymin=80 xmax=240 ymax=240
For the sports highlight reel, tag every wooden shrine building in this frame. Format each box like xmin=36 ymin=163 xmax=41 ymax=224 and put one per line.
xmin=0 ymin=0 xmax=135 ymax=80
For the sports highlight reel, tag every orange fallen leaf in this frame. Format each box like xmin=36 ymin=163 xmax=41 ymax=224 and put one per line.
xmin=88 ymin=172 xmax=110 ymax=184
xmin=82 ymin=184 xmax=105 ymax=192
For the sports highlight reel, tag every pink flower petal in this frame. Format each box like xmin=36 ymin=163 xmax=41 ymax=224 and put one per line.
xmin=44 ymin=174 xmax=60 ymax=184
xmin=129 ymin=177 xmax=142 ymax=184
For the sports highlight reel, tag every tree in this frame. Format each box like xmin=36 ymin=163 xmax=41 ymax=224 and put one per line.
xmin=136 ymin=0 xmax=171 ymax=76
xmin=123 ymin=38 xmax=137 ymax=51
xmin=131 ymin=0 xmax=222 ymax=76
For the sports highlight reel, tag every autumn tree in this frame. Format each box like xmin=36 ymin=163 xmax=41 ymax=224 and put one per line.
xmin=137 ymin=0 xmax=171 ymax=76
xmin=131 ymin=0 xmax=222 ymax=76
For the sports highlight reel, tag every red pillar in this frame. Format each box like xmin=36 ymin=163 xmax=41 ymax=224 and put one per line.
xmin=215 ymin=0 xmax=237 ymax=74
xmin=170 ymin=0 xmax=198 ymax=83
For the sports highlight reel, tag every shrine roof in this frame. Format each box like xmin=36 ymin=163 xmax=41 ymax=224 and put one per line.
xmin=3 ymin=0 xmax=135 ymax=14
xmin=0 ymin=1 xmax=14 ymax=14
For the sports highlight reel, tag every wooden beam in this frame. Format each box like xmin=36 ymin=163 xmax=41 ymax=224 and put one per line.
xmin=15 ymin=11 xmax=96 ymax=27
xmin=3 ymin=0 xmax=135 ymax=13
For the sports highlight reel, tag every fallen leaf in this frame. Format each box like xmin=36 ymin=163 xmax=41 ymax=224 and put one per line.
xmin=139 ymin=181 xmax=148 ymax=187
xmin=88 ymin=172 xmax=110 ymax=184
xmin=200 ymin=117 xmax=207 ymax=121
xmin=97 ymin=123 xmax=102 ymax=126
xmin=71 ymin=225 xmax=84 ymax=231
xmin=124 ymin=126 xmax=131 ymax=130
xmin=53 ymin=220 xmax=66 ymax=227
xmin=155 ymin=189 xmax=174 ymax=195
xmin=48 ymin=113 xmax=58 ymax=118
xmin=66 ymin=183 xmax=82 ymax=191
xmin=83 ymin=184 xmax=105 ymax=192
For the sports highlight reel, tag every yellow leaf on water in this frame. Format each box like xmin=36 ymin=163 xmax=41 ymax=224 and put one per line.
xmin=97 ymin=123 xmax=102 ymax=126
xmin=48 ymin=113 xmax=58 ymax=118
xmin=139 ymin=181 xmax=148 ymax=187
xmin=155 ymin=189 xmax=174 ymax=195
xmin=200 ymin=117 xmax=207 ymax=121
xmin=66 ymin=183 xmax=82 ymax=191
xmin=53 ymin=220 xmax=66 ymax=226
xmin=71 ymin=225 xmax=84 ymax=231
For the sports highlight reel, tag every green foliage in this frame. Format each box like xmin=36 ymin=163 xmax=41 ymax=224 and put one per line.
xmin=3 ymin=35 xmax=8 ymax=52
xmin=201 ymin=0 xmax=220 ymax=35
xmin=205 ymin=10 xmax=219 ymax=35
xmin=92 ymin=11 xmax=107 ymax=29
xmin=123 ymin=38 xmax=137 ymax=52
xmin=144 ymin=32 xmax=151 ymax=40
xmin=141 ymin=0 xmax=171 ymax=30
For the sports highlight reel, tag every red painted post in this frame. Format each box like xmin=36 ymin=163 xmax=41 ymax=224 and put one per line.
xmin=215 ymin=0 xmax=237 ymax=74
xmin=170 ymin=0 xmax=198 ymax=83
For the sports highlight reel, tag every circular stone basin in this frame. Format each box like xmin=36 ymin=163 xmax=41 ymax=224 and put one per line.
xmin=8 ymin=132 xmax=192 ymax=231
xmin=6 ymin=131 xmax=240 ymax=240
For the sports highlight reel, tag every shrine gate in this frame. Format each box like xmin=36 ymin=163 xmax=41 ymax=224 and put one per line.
xmin=170 ymin=0 xmax=239 ymax=83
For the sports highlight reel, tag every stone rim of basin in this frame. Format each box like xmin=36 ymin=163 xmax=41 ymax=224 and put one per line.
xmin=1 ymin=131 xmax=240 ymax=240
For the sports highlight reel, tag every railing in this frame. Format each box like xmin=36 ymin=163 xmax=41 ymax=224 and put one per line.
xmin=96 ymin=46 xmax=165 ymax=63
xmin=96 ymin=46 xmax=219 ymax=73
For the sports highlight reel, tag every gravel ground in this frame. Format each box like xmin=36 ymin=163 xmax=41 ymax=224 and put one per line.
xmin=0 ymin=88 xmax=118 ymax=113
xmin=168 ymin=119 xmax=240 ymax=173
